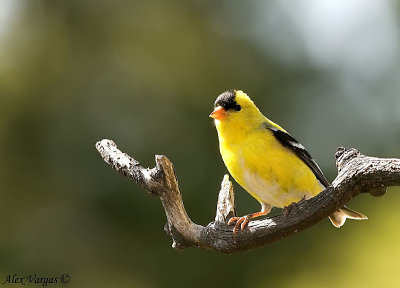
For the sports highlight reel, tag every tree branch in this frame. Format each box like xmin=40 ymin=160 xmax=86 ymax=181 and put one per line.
xmin=95 ymin=139 xmax=400 ymax=253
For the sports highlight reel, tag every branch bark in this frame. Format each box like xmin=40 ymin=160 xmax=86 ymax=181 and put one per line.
xmin=95 ymin=139 xmax=400 ymax=253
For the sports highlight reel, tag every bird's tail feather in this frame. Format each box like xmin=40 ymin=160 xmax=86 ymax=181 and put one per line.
xmin=329 ymin=206 xmax=367 ymax=228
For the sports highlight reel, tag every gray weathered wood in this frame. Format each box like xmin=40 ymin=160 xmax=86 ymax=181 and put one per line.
xmin=215 ymin=175 xmax=236 ymax=225
xmin=96 ymin=139 xmax=400 ymax=253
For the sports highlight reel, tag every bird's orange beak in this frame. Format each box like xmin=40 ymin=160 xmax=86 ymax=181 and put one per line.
xmin=209 ymin=106 xmax=226 ymax=120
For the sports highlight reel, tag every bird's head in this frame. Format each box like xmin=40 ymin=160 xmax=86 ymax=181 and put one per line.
xmin=210 ymin=90 xmax=263 ymax=132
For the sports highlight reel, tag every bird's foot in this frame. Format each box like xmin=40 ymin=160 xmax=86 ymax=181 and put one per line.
xmin=227 ymin=211 xmax=268 ymax=234
xmin=228 ymin=216 xmax=251 ymax=234
xmin=283 ymin=196 xmax=307 ymax=217
xmin=282 ymin=205 xmax=293 ymax=217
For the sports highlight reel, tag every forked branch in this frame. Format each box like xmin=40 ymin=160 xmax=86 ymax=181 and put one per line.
xmin=95 ymin=139 xmax=400 ymax=253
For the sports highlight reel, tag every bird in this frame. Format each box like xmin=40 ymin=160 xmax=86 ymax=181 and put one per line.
xmin=210 ymin=89 xmax=367 ymax=233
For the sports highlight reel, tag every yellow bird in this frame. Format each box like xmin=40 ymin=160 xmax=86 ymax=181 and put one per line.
xmin=210 ymin=90 xmax=367 ymax=233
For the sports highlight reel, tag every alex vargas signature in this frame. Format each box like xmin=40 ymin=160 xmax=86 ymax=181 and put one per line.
xmin=2 ymin=273 xmax=70 ymax=286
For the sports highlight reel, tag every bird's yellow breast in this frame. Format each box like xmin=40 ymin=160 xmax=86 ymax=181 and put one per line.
xmin=217 ymin=121 xmax=324 ymax=208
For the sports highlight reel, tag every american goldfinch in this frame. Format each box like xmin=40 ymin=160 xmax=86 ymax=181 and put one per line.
xmin=210 ymin=90 xmax=367 ymax=233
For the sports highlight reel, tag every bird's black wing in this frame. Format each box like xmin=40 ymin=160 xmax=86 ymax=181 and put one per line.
xmin=267 ymin=126 xmax=330 ymax=187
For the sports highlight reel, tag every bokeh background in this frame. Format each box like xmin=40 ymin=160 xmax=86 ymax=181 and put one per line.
xmin=1 ymin=0 xmax=400 ymax=287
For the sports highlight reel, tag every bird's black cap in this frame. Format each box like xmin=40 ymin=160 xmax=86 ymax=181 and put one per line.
xmin=214 ymin=90 xmax=241 ymax=111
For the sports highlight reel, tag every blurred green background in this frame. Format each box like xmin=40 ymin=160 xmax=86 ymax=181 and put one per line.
xmin=1 ymin=0 xmax=400 ymax=287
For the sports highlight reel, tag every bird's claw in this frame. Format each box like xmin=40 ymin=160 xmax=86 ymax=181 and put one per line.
xmin=228 ymin=216 xmax=251 ymax=234
xmin=283 ymin=196 xmax=307 ymax=217
xmin=282 ymin=205 xmax=292 ymax=217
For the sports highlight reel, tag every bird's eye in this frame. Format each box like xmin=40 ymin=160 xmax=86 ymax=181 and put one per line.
xmin=234 ymin=105 xmax=241 ymax=111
